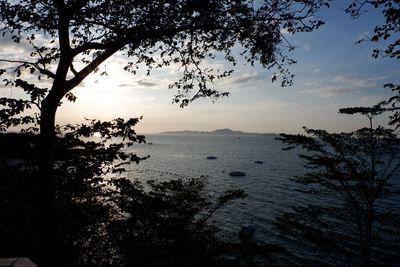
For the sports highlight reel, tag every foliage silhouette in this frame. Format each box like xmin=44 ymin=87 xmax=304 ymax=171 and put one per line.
xmin=345 ymin=0 xmax=400 ymax=128
xmin=0 ymin=122 xmax=256 ymax=267
xmin=346 ymin=0 xmax=400 ymax=59
xmin=110 ymin=177 xmax=246 ymax=267
xmin=273 ymin=2 xmax=400 ymax=266
xmin=0 ymin=117 xmax=146 ymax=266
xmin=275 ymin=110 xmax=400 ymax=266
xmin=0 ymin=1 xmax=329 ymax=264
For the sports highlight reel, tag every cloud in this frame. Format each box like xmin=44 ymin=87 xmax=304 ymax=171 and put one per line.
xmin=360 ymin=95 xmax=386 ymax=105
xmin=334 ymin=75 xmax=377 ymax=88
xmin=303 ymin=42 xmax=311 ymax=51
xmin=357 ymin=31 xmax=371 ymax=42
xmin=0 ymin=34 xmax=30 ymax=55
xmin=115 ymin=78 xmax=172 ymax=91
xmin=118 ymin=83 xmax=131 ymax=88
xmin=301 ymin=87 xmax=355 ymax=97
xmin=229 ymin=73 xmax=260 ymax=84
xmin=0 ymin=32 xmax=58 ymax=59
xmin=301 ymin=75 xmax=382 ymax=97
xmin=136 ymin=79 xmax=158 ymax=87
xmin=280 ymin=28 xmax=291 ymax=35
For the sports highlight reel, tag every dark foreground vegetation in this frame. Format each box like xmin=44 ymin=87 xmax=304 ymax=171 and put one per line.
xmin=1 ymin=0 xmax=400 ymax=266
xmin=276 ymin=107 xmax=400 ymax=266
xmin=1 ymin=125 xmax=287 ymax=267
xmin=2 ymin=108 xmax=400 ymax=267
xmin=275 ymin=2 xmax=400 ymax=264
xmin=0 ymin=1 xmax=326 ymax=264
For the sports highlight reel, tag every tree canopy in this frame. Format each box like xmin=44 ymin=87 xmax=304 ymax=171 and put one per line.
xmin=346 ymin=0 xmax=400 ymax=59
xmin=0 ymin=1 xmax=330 ymax=266
xmin=0 ymin=0 xmax=328 ymax=112
xmin=273 ymin=2 xmax=400 ymax=265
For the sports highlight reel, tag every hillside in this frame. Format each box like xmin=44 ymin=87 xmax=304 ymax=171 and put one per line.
xmin=161 ymin=128 xmax=276 ymax=136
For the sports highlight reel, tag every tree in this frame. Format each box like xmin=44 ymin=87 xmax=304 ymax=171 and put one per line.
xmin=345 ymin=0 xmax=400 ymax=59
xmin=0 ymin=117 xmax=147 ymax=266
xmin=0 ymin=121 xmax=249 ymax=267
xmin=274 ymin=3 xmax=400 ymax=263
xmin=275 ymin=108 xmax=400 ymax=266
xmin=0 ymin=1 xmax=329 ymax=265
xmin=345 ymin=0 xmax=400 ymax=119
xmin=110 ymin=176 xmax=247 ymax=267
xmin=273 ymin=2 xmax=400 ymax=266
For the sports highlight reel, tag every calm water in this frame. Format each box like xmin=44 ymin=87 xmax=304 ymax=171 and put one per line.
xmin=124 ymin=133 xmax=400 ymax=265
xmin=126 ymin=134 xmax=307 ymax=243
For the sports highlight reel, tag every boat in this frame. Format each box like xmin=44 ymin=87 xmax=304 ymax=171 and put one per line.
xmin=229 ymin=171 xmax=245 ymax=177
xmin=239 ymin=220 xmax=255 ymax=240
xmin=206 ymin=156 xmax=217 ymax=160
xmin=0 ymin=258 xmax=38 ymax=267
xmin=254 ymin=160 xmax=263 ymax=164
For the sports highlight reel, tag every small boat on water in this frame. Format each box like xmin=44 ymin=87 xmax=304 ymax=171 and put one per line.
xmin=239 ymin=220 xmax=255 ymax=240
xmin=254 ymin=160 xmax=263 ymax=164
xmin=0 ymin=258 xmax=37 ymax=267
xmin=229 ymin=171 xmax=246 ymax=177
xmin=206 ymin=156 xmax=217 ymax=160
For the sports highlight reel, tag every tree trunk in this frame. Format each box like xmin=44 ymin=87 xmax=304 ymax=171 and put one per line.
xmin=38 ymin=98 xmax=58 ymax=267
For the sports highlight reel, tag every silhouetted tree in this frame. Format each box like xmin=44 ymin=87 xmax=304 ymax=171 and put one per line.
xmin=0 ymin=116 xmax=147 ymax=266
xmin=0 ymin=1 xmax=329 ymax=265
xmin=273 ymin=2 xmax=400 ymax=266
xmin=275 ymin=108 xmax=400 ymax=266
xmin=110 ymin=177 xmax=247 ymax=267
xmin=380 ymin=83 xmax=400 ymax=127
xmin=0 ymin=118 xmax=251 ymax=267
xmin=346 ymin=0 xmax=399 ymax=59
xmin=345 ymin=0 xmax=400 ymax=125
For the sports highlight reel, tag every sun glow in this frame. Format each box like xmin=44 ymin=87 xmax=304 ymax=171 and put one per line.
xmin=81 ymin=76 xmax=125 ymax=106
xmin=57 ymin=73 xmax=132 ymax=123
xmin=57 ymin=69 xmax=163 ymax=127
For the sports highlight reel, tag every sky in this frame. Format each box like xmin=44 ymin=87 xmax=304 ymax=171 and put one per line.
xmin=1 ymin=2 xmax=399 ymax=134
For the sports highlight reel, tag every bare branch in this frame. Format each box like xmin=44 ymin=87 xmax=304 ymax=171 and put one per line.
xmin=0 ymin=58 xmax=56 ymax=78
xmin=66 ymin=42 xmax=125 ymax=92
xmin=69 ymin=63 xmax=78 ymax=76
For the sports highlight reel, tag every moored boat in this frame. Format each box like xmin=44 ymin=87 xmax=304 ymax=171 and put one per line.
xmin=229 ymin=171 xmax=245 ymax=177
xmin=239 ymin=220 xmax=255 ymax=240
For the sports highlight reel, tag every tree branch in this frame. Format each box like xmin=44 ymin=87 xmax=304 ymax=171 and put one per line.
xmin=0 ymin=59 xmax=56 ymax=79
xmin=71 ymin=42 xmax=114 ymax=57
xmin=65 ymin=42 xmax=126 ymax=92
xmin=69 ymin=63 xmax=78 ymax=76
xmin=54 ymin=0 xmax=71 ymax=54
xmin=67 ymin=0 xmax=91 ymax=15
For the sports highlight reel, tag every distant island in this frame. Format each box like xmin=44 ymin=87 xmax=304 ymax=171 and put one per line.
xmin=160 ymin=128 xmax=277 ymax=136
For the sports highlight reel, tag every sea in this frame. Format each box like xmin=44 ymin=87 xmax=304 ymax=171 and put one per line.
xmin=124 ymin=134 xmax=311 ymax=259
xmin=123 ymin=133 xmax=400 ymax=265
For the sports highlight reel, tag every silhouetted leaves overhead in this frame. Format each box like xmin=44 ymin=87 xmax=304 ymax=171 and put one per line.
xmin=276 ymin=112 xmax=400 ymax=266
xmin=0 ymin=2 xmax=330 ymax=266
xmin=346 ymin=0 xmax=400 ymax=59
xmin=0 ymin=0 xmax=328 ymax=106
